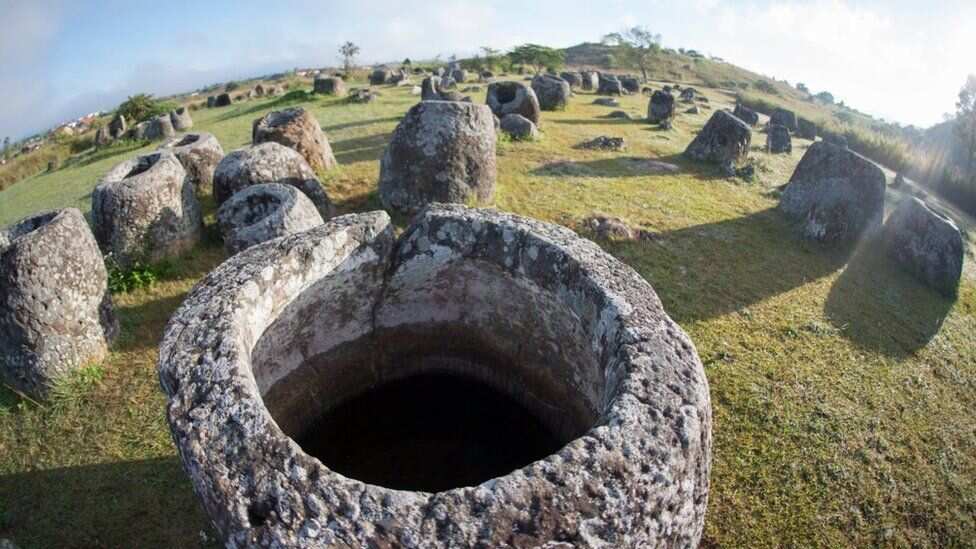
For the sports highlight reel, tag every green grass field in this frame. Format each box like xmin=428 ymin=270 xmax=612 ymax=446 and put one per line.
xmin=1 ymin=79 xmax=974 ymax=548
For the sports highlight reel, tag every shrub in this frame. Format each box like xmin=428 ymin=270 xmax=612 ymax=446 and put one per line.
xmin=115 ymin=94 xmax=177 ymax=124
xmin=106 ymin=258 xmax=175 ymax=293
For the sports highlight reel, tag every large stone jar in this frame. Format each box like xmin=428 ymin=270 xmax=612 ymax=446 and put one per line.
xmin=158 ymin=204 xmax=712 ymax=548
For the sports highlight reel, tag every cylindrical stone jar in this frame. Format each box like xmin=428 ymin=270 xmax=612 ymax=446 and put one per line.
xmin=159 ymin=204 xmax=712 ymax=548
xmin=216 ymin=183 xmax=325 ymax=254
xmin=0 ymin=209 xmax=118 ymax=398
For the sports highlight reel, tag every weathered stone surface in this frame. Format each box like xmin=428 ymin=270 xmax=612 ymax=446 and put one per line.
xmin=0 ymin=208 xmax=117 ymax=399
xmin=577 ymin=136 xmax=626 ymax=151
xmin=883 ymin=197 xmax=964 ymax=297
xmin=421 ymin=77 xmax=471 ymax=103
xmin=92 ymin=151 xmax=203 ymax=266
xmin=158 ymin=204 xmax=711 ymax=549
xmin=379 ymin=101 xmax=496 ymax=214
xmin=559 ymin=71 xmax=583 ymax=88
xmin=532 ymin=74 xmax=571 ymax=111
xmin=648 ymin=90 xmax=675 ymax=124
xmin=733 ymin=103 xmax=759 ymax=126
xmin=129 ymin=121 xmax=149 ymax=140
xmin=314 ymin=77 xmax=346 ymax=96
xmin=581 ymin=214 xmax=636 ymax=240
xmin=215 ymin=93 xmax=232 ymax=107
xmin=158 ymin=132 xmax=225 ymax=192
xmin=369 ymin=68 xmax=390 ymax=85
xmin=213 ymin=142 xmax=334 ymax=219
xmin=680 ymin=87 xmax=697 ymax=102
xmin=597 ymin=73 xmax=624 ymax=95
xmin=94 ymin=127 xmax=112 ymax=148
xmin=109 ymin=113 xmax=127 ymax=139
xmin=779 ymin=141 xmax=886 ymax=244
xmin=620 ymin=76 xmax=640 ymax=94
xmin=797 ymin=117 xmax=817 ymax=140
xmin=486 ymin=81 xmax=541 ymax=125
xmin=593 ymin=97 xmax=620 ymax=107
xmin=684 ymin=110 xmax=752 ymax=170
xmin=770 ymin=108 xmax=798 ymax=132
xmin=767 ymin=124 xmax=792 ymax=154
xmin=145 ymin=114 xmax=175 ymax=141
xmin=217 ymin=183 xmax=325 ymax=254
xmin=347 ymin=88 xmax=378 ymax=104
xmin=581 ymin=71 xmax=599 ymax=91
xmin=252 ymin=107 xmax=337 ymax=172
xmin=499 ymin=113 xmax=538 ymax=140
xmin=170 ymin=107 xmax=193 ymax=131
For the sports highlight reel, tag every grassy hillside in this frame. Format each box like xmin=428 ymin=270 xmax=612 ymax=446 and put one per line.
xmin=1 ymin=79 xmax=974 ymax=548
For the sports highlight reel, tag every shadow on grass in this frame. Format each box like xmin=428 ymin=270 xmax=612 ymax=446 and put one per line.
xmin=323 ymin=116 xmax=401 ymax=133
xmin=551 ymin=118 xmax=640 ymax=126
xmin=530 ymin=153 xmax=720 ymax=181
xmin=0 ymin=457 xmax=215 ymax=548
xmin=824 ymin=238 xmax=954 ymax=358
xmin=603 ymin=208 xmax=849 ymax=323
xmin=66 ymin=140 xmax=148 ymax=170
xmin=332 ymin=133 xmax=389 ymax=165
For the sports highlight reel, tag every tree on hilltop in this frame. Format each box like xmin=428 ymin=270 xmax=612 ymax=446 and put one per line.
xmin=339 ymin=42 xmax=360 ymax=74
xmin=508 ymin=44 xmax=564 ymax=75
xmin=602 ymin=26 xmax=662 ymax=82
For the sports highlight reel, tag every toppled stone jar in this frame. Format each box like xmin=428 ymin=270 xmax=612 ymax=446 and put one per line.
xmin=158 ymin=204 xmax=712 ymax=548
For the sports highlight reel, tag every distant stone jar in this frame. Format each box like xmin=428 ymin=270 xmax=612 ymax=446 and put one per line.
xmin=252 ymin=107 xmax=337 ymax=172
xmin=0 ymin=208 xmax=118 ymax=399
xmin=733 ymin=103 xmax=759 ymax=126
xmin=212 ymin=142 xmax=334 ymax=219
xmin=314 ymin=76 xmax=346 ymax=96
xmin=684 ymin=110 xmax=752 ymax=172
xmin=92 ymin=151 xmax=203 ymax=266
xmin=378 ymin=101 xmax=497 ymax=214
xmin=486 ymin=81 xmax=541 ymax=125
xmin=215 ymin=93 xmax=232 ymax=107
xmin=883 ymin=197 xmax=964 ymax=298
xmin=145 ymin=114 xmax=175 ymax=141
xmin=767 ymin=124 xmax=792 ymax=154
xmin=216 ymin=183 xmax=324 ymax=254
xmin=779 ymin=141 xmax=886 ymax=244
xmin=158 ymin=204 xmax=712 ymax=548
xmin=648 ymin=90 xmax=676 ymax=124
xmin=158 ymin=132 xmax=225 ymax=192
xmin=531 ymin=74 xmax=571 ymax=111
xmin=169 ymin=107 xmax=193 ymax=131
xmin=770 ymin=108 xmax=798 ymax=132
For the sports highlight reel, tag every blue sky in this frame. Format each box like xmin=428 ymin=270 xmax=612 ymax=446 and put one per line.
xmin=1 ymin=0 xmax=973 ymax=140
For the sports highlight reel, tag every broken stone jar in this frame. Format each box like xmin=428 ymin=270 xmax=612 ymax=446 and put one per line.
xmin=158 ymin=204 xmax=712 ymax=548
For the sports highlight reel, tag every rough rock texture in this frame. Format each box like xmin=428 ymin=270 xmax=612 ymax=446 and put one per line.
xmin=770 ymin=108 xmax=798 ymax=132
xmin=797 ymin=117 xmax=817 ymax=140
xmin=499 ymin=113 xmax=538 ymax=140
xmin=593 ymin=97 xmax=619 ymax=107
xmin=577 ymin=136 xmax=626 ymax=151
xmin=532 ymin=74 xmax=571 ymax=111
xmin=129 ymin=121 xmax=149 ymax=141
xmin=215 ymin=93 xmax=232 ymax=107
xmin=170 ymin=107 xmax=193 ymax=131
xmin=369 ymin=69 xmax=390 ymax=85
xmin=560 ymin=71 xmax=583 ymax=88
xmin=0 ymin=209 xmax=117 ymax=399
xmin=252 ymin=107 xmax=337 ymax=172
xmin=597 ymin=73 xmax=624 ymax=95
xmin=620 ymin=76 xmax=640 ymax=94
xmin=684 ymin=110 xmax=752 ymax=171
xmin=92 ymin=151 xmax=203 ymax=266
xmin=348 ymin=89 xmax=378 ymax=104
xmin=158 ymin=132 xmax=225 ymax=192
xmin=421 ymin=77 xmax=471 ymax=103
xmin=779 ymin=141 xmax=886 ymax=244
xmin=216 ymin=183 xmax=325 ymax=254
xmin=158 ymin=204 xmax=712 ymax=549
xmin=486 ymin=81 xmax=541 ymax=125
xmin=145 ymin=114 xmax=176 ymax=141
xmin=823 ymin=133 xmax=848 ymax=148
xmin=883 ymin=197 xmax=964 ymax=297
xmin=212 ymin=142 xmax=334 ymax=219
xmin=581 ymin=214 xmax=636 ymax=240
xmin=109 ymin=113 xmax=127 ymax=139
xmin=94 ymin=127 xmax=112 ymax=148
xmin=648 ymin=91 xmax=676 ymax=124
xmin=581 ymin=71 xmax=599 ymax=91
xmin=314 ymin=77 xmax=346 ymax=96
xmin=378 ymin=101 xmax=496 ymax=214
xmin=733 ymin=103 xmax=758 ymax=126
xmin=767 ymin=124 xmax=792 ymax=154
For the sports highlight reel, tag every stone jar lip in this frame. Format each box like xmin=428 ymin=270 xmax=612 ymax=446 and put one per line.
xmin=100 ymin=151 xmax=183 ymax=190
xmin=1 ymin=208 xmax=69 ymax=250
xmin=158 ymin=204 xmax=711 ymax=545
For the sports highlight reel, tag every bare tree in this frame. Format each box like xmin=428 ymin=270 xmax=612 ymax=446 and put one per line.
xmin=339 ymin=41 xmax=361 ymax=74
xmin=955 ymin=74 xmax=976 ymax=175
xmin=602 ymin=26 xmax=662 ymax=82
